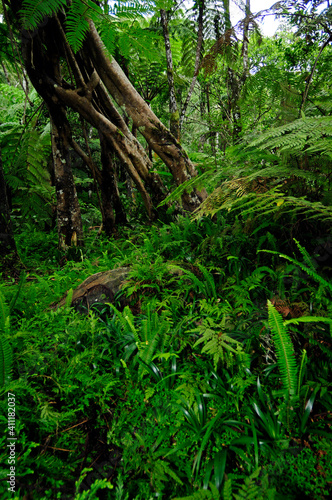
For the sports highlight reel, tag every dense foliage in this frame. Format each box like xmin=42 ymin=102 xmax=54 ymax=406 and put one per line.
xmin=0 ymin=0 xmax=332 ymax=499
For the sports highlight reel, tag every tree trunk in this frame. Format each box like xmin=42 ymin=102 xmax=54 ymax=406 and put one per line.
xmin=160 ymin=9 xmax=180 ymax=141
xmin=99 ymin=131 xmax=127 ymax=233
xmin=227 ymin=67 xmax=242 ymax=143
xmin=223 ymin=0 xmax=242 ymax=143
xmin=19 ymin=16 xmax=158 ymax=220
xmin=50 ymin=114 xmax=84 ymax=249
xmin=180 ymin=0 xmax=204 ymax=129
xmin=1 ymin=61 xmax=11 ymax=85
xmin=9 ymin=7 xmax=85 ymax=249
xmin=205 ymin=84 xmax=216 ymax=155
xmin=242 ymin=0 xmax=250 ymax=82
xmin=86 ymin=21 xmax=207 ymax=211
xmin=7 ymin=1 xmax=206 ymax=214
xmin=0 ymin=146 xmax=20 ymax=275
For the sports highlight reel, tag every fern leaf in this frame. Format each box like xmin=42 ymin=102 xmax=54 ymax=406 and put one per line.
xmin=223 ymin=478 xmax=233 ymax=500
xmin=0 ymin=336 xmax=13 ymax=387
xmin=261 ymin=248 xmax=332 ymax=294
xmin=293 ymin=238 xmax=316 ymax=272
xmin=20 ymin=0 xmax=67 ymax=30
xmin=267 ymin=300 xmax=297 ymax=397
xmin=250 ymin=116 xmax=332 ymax=158
xmin=0 ymin=292 xmax=10 ymax=334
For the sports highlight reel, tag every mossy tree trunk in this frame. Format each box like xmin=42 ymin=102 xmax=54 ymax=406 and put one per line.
xmin=6 ymin=0 xmax=206 ymax=216
xmin=50 ymin=114 xmax=84 ymax=249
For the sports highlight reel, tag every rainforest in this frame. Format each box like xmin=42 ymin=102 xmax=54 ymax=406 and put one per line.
xmin=0 ymin=0 xmax=331 ymax=498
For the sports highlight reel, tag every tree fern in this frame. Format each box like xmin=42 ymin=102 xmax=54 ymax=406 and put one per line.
xmin=20 ymin=0 xmax=102 ymax=53
xmin=159 ymin=141 xmax=332 ymax=223
xmin=223 ymin=478 xmax=233 ymax=500
xmin=179 ymin=20 xmax=197 ymax=77
xmin=194 ymin=184 xmax=332 ymax=222
xmin=20 ymin=0 xmax=68 ymax=30
xmin=170 ymin=263 xmax=218 ymax=300
xmin=173 ymin=486 xmax=219 ymax=499
xmin=65 ymin=0 xmax=100 ymax=52
xmin=231 ymin=467 xmax=276 ymax=500
xmin=250 ymin=116 xmax=332 ymax=158
xmin=267 ymin=300 xmax=297 ymax=398
xmin=0 ymin=292 xmax=10 ymax=335
xmin=0 ymin=84 xmax=26 ymax=122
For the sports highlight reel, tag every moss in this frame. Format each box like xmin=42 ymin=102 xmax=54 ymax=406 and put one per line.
xmin=170 ymin=111 xmax=180 ymax=122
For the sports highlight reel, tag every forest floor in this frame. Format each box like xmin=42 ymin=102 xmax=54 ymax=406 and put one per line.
xmin=0 ymin=214 xmax=332 ymax=499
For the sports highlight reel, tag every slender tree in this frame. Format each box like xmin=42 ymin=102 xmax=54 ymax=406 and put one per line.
xmin=160 ymin=8 xmax=180 ymax=140
xmin=180 ymin=0 xmax=205 ymax=129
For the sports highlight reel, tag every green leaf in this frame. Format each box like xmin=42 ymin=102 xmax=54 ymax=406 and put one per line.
xmin=267 ymin=300 xmax=298 ymax=397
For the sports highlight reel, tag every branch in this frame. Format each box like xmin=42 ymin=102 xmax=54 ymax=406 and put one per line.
xmin=299 ymin=34 xmax=332 ymax=116
xmin=70 ymin=138 xmax=102 ymax=185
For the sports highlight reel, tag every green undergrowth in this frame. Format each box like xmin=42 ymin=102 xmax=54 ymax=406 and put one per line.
xmin=0 ymin=214 xmax=331 ymax=499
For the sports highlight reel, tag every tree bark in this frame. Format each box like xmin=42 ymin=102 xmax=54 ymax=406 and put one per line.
xmin=223 ymin=0 xmax=242 ymax=143
xmin=1 ymin=61 xmax=11 ymax=85
xmin=6 ymin=1 xmax=206 ymax=214
xmin=99 ymin=131 xmax=127 ymax=233
xmin=160 ymin=9 xmax=180 ymax=141
xmin=7 ymin=7 xmax=85 ymax=249
xmin=299 ymin=34 xmax=332 ymax=116
xmin=180 ymin=0 xmax=204 ymax=129
xmin=227 ymin=67 xmax=242 ymax=143
xmin=242 ymin=0 xmax=250 ymax=82
xmin=50 ymin=114 xmax=84 ymax=249
xmin=20 ymin=16 xmax=158 ymax=220
xmin=86 ymin=20 xmax=207 ymax=211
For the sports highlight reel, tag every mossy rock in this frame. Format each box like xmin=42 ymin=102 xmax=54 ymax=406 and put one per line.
xmin=54 ymin=267 xmax=131 ymax=312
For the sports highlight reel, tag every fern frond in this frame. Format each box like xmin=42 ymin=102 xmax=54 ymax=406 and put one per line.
xmin=20 ymin=0 xmax=68 ymax=30
xmin=194 ymin=184 xmax=332 ymax=223
xmin=267 ymin=300 xmax=297 ymax=397
xmin=0 ymin=292 xmax=10 ymax=334
xmin=293 ymin=238 xmax=316 ymax=272
xmin=0 ymin=293 xmax=12 ymax=388
xmin=192 ymin=316 xmax=241 ymax=369
xmin=261 ymin=248 xmax=332 ymax=294
xmin=65 ymin=0 xmax=102 ymax=52
xmin=138 ymin=308 xmax=171 ymax=378
xmin=0 ymin=336 xmax=13 ymax=387
xmin=250 ymin=116 xmax=332 ymax=157
xmin=20 ymin=0 xmax=102 ymax=52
